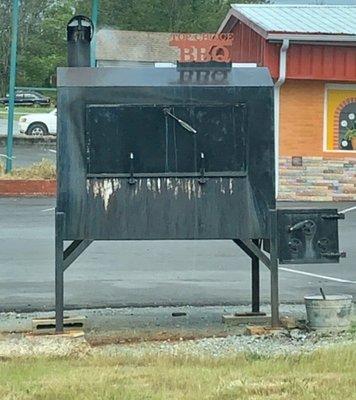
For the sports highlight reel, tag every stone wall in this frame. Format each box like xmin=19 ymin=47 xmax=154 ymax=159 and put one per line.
xmin=278 ymin=156 xmax=356 ymax=201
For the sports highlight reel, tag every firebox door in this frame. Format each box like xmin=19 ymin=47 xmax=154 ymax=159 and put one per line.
xmin=277 ymin=209 xmax=345 ymax=264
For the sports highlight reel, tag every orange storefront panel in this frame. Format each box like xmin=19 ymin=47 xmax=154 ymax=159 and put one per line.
xmin=280 ymin=81 xmax=325 ymax=157
xmin=280 ymin=81 xmax=356 ymax=158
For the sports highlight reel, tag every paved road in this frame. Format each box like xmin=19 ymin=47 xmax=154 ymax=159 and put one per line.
xmin=0 ymin=118 xmax=56 ymax=169
xmin=0 ymin=198 xmax=355 ymax=312
xmin=0 ymin=144 xmax=56 ymax=168
xmin=0 ymin=118 xmax=18 ymax=136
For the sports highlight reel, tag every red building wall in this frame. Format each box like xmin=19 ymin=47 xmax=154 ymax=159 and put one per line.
xmin=229 ymin=20 xmax=356 ymax=81
xmin=226 ymin=17 xmax=356 ymax=201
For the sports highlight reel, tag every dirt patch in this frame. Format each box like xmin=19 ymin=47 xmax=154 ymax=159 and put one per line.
xmin=88 ymin=331 xmax=230 ymax=347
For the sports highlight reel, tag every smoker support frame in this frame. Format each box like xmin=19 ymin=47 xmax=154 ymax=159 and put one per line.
xmin=55 ymin=210 xmax=93 ymax=333
xmin=55 ymin=209 xmax=280 ymax=333
xmin=251 ymin=239 xmax=261 ymax=314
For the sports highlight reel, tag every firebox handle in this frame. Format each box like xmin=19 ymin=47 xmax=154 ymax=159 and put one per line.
xmin=288 ymin=219 xmax=315 ymax=233
xmin=163 ymin=108 xmax=197 ymax=134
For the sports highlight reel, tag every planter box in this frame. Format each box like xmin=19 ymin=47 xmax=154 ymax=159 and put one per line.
xmin=0 ymin=179 xmax=56 ymax=197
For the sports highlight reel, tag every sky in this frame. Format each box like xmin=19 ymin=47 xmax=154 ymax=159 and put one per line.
xmin=273 ymin=0 xmax=356 ymax=4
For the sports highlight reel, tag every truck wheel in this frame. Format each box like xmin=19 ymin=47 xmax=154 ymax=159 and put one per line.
xmin=27 ymin=122 xmax=48 ymax=136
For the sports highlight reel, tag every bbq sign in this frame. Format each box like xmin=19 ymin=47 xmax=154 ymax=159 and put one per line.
xmin=169 ymin=33 xmax=233 ymax=63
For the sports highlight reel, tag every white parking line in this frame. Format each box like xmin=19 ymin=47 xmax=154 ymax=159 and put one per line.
xmin=279 ymin=267 xmax=356 ymax=284
xmin=41 ymin=207 xmax=55 ymax=212
xmin=340 ymin=205 xmax=356 ymax=214
xmin=0 ymin=153 xmax=16 ymax=159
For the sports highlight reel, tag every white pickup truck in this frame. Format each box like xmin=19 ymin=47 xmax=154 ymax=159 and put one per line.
xmin=19 ymin=109 xmax=57 ymax=136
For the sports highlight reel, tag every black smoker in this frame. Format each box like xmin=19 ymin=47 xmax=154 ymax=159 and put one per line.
xmin=55 ymin=16 xmax=345 ymax=332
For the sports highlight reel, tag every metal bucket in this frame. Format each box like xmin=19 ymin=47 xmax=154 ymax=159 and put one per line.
xmin=305 ymin=295 xmax=353 ymax=331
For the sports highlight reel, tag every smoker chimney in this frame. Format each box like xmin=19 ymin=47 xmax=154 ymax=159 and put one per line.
xmin=67 ymin=15 xmax=93 ymax=67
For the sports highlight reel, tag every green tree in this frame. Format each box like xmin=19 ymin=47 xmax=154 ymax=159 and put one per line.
xmin=0 ymin=0 xmax=267 ymax=96
xmin=87 ymin=0 xmax=266 ymax=32
xmin=17 ymin=0 xmax=74 ymax=87
xmin=0 ymin=0 xmax=75 ymax=95
xmin=0 ymin=0 xmax=13 ymax=96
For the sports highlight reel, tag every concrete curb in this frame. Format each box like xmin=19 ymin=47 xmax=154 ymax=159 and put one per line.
xmin=0 ymin=134 xmax=56 ymax=146
xmin=0 ymin=179 xmax=56 ymax=197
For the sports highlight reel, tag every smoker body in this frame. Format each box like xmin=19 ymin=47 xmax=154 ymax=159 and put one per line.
xmin=57 ymin=66 xmax=275 ymax=241
xmin=55 ymin=63 xmax=344 ymax=333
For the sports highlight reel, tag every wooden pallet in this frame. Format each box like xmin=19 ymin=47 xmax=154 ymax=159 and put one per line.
xmin=32 ymin=316 xmax=87 ymax=334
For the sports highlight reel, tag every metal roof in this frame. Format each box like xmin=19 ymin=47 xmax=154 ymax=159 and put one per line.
xmin=220 ymin=5 xmax=356 ymax=41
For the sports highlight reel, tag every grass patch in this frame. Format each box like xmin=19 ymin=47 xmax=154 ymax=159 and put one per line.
xmin=0 ymin=159 xmax=56 ymax=180
xmin=350 ymin=321 xmax=356 ymax=335
xmin=0 ymin=344 xmax=355 ymax=400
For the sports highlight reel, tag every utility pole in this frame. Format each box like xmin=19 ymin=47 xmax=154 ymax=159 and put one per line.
xmin=5 ymin=0 xmax=20 ymax=173
xmin=90 ymin=0 xmax=99 ymax=67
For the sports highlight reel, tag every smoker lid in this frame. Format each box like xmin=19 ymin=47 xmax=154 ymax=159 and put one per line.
xmin=57 ymin=66 xmax=273 ymax=88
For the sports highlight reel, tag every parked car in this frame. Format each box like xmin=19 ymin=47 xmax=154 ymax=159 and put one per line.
xmin=0 ymin=90 xmax=50 ymax=106
xmin=19 ymin=109 xmax=57 ymax=136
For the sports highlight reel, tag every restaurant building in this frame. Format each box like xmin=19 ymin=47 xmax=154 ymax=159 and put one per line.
xmin=219 ymin=4 xmax=356 ymax=201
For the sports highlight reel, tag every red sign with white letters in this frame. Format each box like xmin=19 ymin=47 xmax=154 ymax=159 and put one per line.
xmin=169 ymin=33 xmax=233 ymax=63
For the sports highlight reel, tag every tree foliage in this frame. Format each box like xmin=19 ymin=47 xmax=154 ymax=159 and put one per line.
xmin=0 ymin=0 xmax=267 ymax=95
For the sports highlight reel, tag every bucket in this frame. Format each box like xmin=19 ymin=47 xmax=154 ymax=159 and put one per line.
xmin=304 ymin=295 xmax=353 ymax=331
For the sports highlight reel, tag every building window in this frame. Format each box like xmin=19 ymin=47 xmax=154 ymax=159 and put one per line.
xmin=326 ymin=86 xmax=356 ymax=151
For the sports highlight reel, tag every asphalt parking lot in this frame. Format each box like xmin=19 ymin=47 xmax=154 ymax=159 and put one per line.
xmin=0 ymin=197 xmax=355 ymax=312
xmin=0 ymin=144 xmax=56 ymax=168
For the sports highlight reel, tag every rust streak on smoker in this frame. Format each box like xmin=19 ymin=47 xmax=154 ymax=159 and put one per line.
xmin=192 ymin=179 xmax=196 ymax=197
xmin=157 ymin=178 xmax=161 ymax=193
xmin=220 ymin=177 xmax=225 ymax=194
xmin=187 ymin=180 xmax=192 ymax=200
xmin=152 ymin=179 xmax=157 ymax=195
xmin=92 ymin=179 xmax=101 ymax=198
xmin=167 ymin=178 xmax=173 ymax=190
xmin=91 ymin=179 xmax=120 ymax=210
xmin=197 ymin=181 xmax=202 ymax=198
xmin=193 ymin=179 xmax=200 ymax=198
xmin=134 ymin=181 xmax=139 ymax=195
xmin=174 ymin=179 xmax=180 ymax=197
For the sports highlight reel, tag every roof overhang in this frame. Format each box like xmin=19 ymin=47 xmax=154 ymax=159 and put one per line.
xmin=218 ymin=8 xmax=356 ymax=44
xmin=268 ymin=33 xmax=356 ymax=43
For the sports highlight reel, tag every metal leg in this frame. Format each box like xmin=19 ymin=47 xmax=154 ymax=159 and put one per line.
xmin=269 ymin=210 xmax=280 ymax=327
xmin=251 ymin=239 xmax=260 ymax=313
xmin=63 ymin=239 xmax=93 ymax=271
xmin=55 ymin=211 xmax=65 ymax=333
xmin=233 ymin=229 xmax=280 ymax=327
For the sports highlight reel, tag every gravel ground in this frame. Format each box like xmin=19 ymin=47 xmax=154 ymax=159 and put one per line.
xmin=0 ymin=329 xmax=355 ymax=359
xmin=0 ymin=334 xmax=90 ymax=358
xmin=0 ymin=304 xmax=307 ymax=333
xmin=96 ymin=330 xmax=356 ymax=358
xmin=0 ymin=304 xmax=354 ymax=359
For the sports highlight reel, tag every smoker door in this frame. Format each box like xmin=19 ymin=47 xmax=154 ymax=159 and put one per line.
xmin=86 ymin=104 xmax=246 ymax=177
xmin=277 ymin=209 xmax=344 ymax=264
